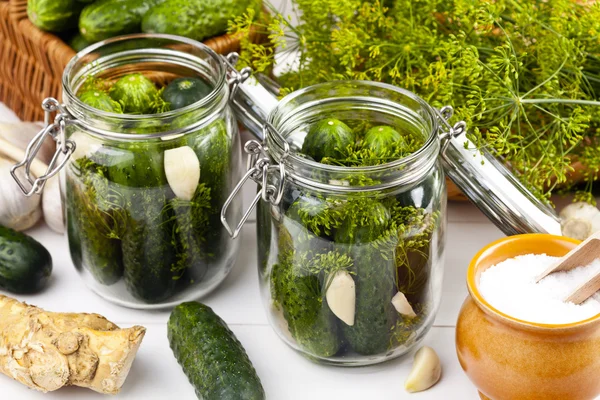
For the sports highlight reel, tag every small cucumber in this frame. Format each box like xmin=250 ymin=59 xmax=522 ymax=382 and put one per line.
xmin=79 ymin=0 xmax=165 ymax=42
xmin=168 ymin=302 xmax=265 ymax=400
xmin=78 ymin=90 xmax=123 ymax=113
xmin=301 ymin=118 xmax=355 ymax=162
xmin=68 ymin=157 xmax=124 ymax=285
xmin=109 ymin=143 xmax=177 ymax=303
xmin=336 ymin=199 xmax=398 ymax=355
xmin=0 ymin=226 xmax=52 ymax=294
xmin=109 ymin=73 xmax=158 ymax=114
xmin=27 ymin=0 xmax=83 ymax=32
xmin=161 ymin=77 xmax=212 ymax=110
xmin=142 ymin=0 xmax=260 ymax=42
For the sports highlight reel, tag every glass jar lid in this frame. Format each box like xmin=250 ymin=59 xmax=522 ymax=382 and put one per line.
xmin=231 ymin=75 xmax=562 ymax=237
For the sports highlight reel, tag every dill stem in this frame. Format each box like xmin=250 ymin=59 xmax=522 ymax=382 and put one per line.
xmin=519 ymin=98 xmax=600 ymax=107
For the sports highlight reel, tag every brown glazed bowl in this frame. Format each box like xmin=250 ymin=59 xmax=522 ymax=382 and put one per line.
xmin=456 ymin=234 xmax=600 ymax=400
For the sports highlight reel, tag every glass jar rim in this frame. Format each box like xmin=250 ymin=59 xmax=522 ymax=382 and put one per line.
xmin=62 ymin=33 xmax=228 ymax=140
xmin=265 ymin=80 xmax=441 ymax=190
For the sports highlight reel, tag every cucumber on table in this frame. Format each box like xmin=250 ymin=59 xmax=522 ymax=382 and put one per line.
xmin=142 ymin=0 xmax=260 ymax=41
xmin=335 ymin=198 xmax=399 ymax=355
xmin=68 ymin=157 xmax=125 ymax=285
xmin=0 ymin=225 xmax=52 ymax=294
xmin=168 ymin=302 xmax=265 ymax=400
xmin=27 ymin=0 xmax=83 ymax=32
xmin=109 ymin=143 xmax=177 ymax=302
xmin=79 ymin=0 xmax=164 ymax=42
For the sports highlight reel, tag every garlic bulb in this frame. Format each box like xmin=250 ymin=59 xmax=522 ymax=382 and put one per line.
xmin=560 ymin=202 xmax=600 ymax=240
xmin=43 ymin=175 xmax=64 ymax=234
xmin=0 ymin=122 xmax=54 ymax=164
xmin=0 ymin=156 xmax=42 ymax=231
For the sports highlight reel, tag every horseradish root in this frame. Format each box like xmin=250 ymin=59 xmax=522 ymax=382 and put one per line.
xmin=405 ymin=346 xmax=442 ymax=393
xmin=0 ymin=295 xmax=145 ymax=394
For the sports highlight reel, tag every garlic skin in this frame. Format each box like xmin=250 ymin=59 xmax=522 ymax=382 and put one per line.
xmin=164 ymin=146 xmax=200 ymax=201
xmin=560 ymin=202 xmax=600 ymax=240
xmin=0 ymin=122 xmax=54 ymax=164
xmin=0 ymin=157 xmax=42 ymax=231
xmin=405 ymin=346 xmax=442 ymax=393
xmin=325 ymin=270 xmax=356 ymax=326
xmin=42 ymin=175 xmax=64 ymax=234
xmin=392 ymin=292 xmax=417 ymax=318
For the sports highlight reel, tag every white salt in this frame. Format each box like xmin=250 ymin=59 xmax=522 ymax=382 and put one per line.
xmin=479 ymin=254 xmax=600 ymax=324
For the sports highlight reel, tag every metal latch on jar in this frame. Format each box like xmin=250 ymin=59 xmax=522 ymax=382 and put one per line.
xmin=221 ymin=138 xmax=289 ymax=239
xmin=11 ymin=98 xmax=76 ymax=196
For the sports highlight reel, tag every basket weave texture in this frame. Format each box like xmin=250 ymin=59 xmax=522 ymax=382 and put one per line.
xmin=0 ymin=0 xmax=260 ymax=121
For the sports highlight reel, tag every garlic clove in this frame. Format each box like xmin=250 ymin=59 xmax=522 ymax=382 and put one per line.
xmin=559 ymin=202 xmax=600 ymax=222
xmin=164 ymin=146 xmax=200 ymax=201
xmin=392 ymin=291 xmax=417 ymax=318
xmin=42 ymin=175 xmax=64 ymax=234
xmin=405 ymin=346 xmax=442 ymax=393
xmin=326 ymin=270 xmax=356 ymax=326
xmin=0 ymin=157 xmax=42 ymax=231
xmin=561 ymin=218 xmax=592 ymax=241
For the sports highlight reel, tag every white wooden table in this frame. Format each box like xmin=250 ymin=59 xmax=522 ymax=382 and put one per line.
xmin=2 ymin=175 xmax=508 ymax=400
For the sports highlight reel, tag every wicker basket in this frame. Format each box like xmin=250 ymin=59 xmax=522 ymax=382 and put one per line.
xmin=0 ymin=0 xmax=263 ymax=121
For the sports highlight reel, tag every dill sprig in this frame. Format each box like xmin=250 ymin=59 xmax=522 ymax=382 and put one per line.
xmin=232 ymin=0 xmax=600 ymax=202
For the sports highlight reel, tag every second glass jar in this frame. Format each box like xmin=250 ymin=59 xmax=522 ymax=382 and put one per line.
xmin=251 ymin=81 xmax=447 ymax=365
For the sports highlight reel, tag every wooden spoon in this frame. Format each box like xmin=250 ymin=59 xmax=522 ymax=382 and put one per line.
xmin=535 ymin=231 xmax=600 ymax=304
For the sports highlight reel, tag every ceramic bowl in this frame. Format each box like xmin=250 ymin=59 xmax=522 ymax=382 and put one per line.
xmin=456 ymin=234 xmax=600 ymax=400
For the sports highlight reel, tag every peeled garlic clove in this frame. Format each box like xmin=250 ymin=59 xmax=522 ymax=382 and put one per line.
xmin=0 ymin=122 xmax=54 ymax=164
xmin=0 ymin=157 xmax=42 ymax=231
xmin=405 ymin=346 xmax=442 ymax=393
xmin=561 ymin=218 xmax=592 ymax=240
xmin=392 ymin=292 xmax=417 ymax=318
xmin=43 ymin=175 xmax=64 ymax=234
xmin=326 ymin=270 xmax=355 ymax=326
xmin=559 ymin=202 xmax=600 ymax=222
xmin=164 ymin=146 xmax=200 ymax=201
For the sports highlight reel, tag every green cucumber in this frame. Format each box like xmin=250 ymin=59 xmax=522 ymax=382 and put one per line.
xmin=27 ymin=0 xmax=83 ymax=32
xmin=78 ymin=90 xmax=123 ymax=113
xmin=109 ymin=73 xmax=158 ymax=114
xmin=168 ymin=302 xmax=265 ymax=400
xmin=183 ymin=119 xmax=231 ymax=260
xmin=301 ymin=118 xmax=355 ymax=162
xmin=169 ymin=183 xmax=212 ymax=283
xmin=68 ymin=157 xmax=125 ymax=285
xmin=0 ymin=226 xmax=52 ymax=294
xmin=109 ymin=143 xmax=177 ymax=302
xmin=69 ymin=33 xmax=94 ymax=52
xmin=79 ymin=0 xmax=164 ymax=42
xmin=142 ymin=0 xmax=260 ymax=41
xmin=161 ymin=77 xmax=212 ymax=110
xmin=362 ymin=125 xmax=406 ymax=157
xmin=271 ymin=197 xmax=342 ymax=358
xmin=336 ymin=198 xmax=398 ymax=355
